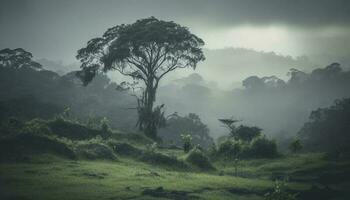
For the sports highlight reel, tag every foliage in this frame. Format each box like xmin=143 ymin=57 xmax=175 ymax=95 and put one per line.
xmin=76 ymin=17 xmax=205 ymax=139
xmin=0 ymin=54 xmax=137 ymax=132
xmin=0 ymin=48 xmax=42 ymax=69
xmin=48 ymin=117 xmax=106 ymax=140
xmin=0 ymin=133 xmax=76 ymax=161
xmin=218 ymin=118 xmax=262 ymax=143
xmin=180 ymin=134 xmax=193 ymax=153
xmin=185 ymin=146 xmax=214 ymax=171
xmin=243 ymin=76 xmax=286 ymax=90
xmin=298 ymin=98 xmax=350 ymax=153
xmin=249 ymin=136 xmax=278 ymax=158
xmin=235 ymin=125 xmax=262 ymax=142
xmin=75 ymin=142 xmax=117 ymax=161
xmin=145 ymin=142 xmax=158 ymax=154
xmin=85 ymin=114 xmax=100 ymax=129
xmin=264 ymin=181 xmax=297 ymax=200
xmin=289 ymin=138 xmax=302 ymax=153
xmin=100 ymin=117 xmax=111 ymax=134
xmin=217 ymin=139 xmax=244 ymax=160
xmin=216 ymin=135 xmax=278 ymax=160
xmin=159 ymin=113 xmax=214 ymax=149
xmin=22 ymin=118 xmax=52 ymax=136
xmin=0 ymin=96 xmax=63 ymax=123
xmin=218 ymin=118 xmax=240 ymax=140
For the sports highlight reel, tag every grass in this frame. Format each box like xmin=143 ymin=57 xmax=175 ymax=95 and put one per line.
xmin=216 ymin=153 xmax=345 ymax=179
xmin=1 ymin=117 xmax=349 ymax=199
xmin=0 ymin=154 xmax=309 ymax=200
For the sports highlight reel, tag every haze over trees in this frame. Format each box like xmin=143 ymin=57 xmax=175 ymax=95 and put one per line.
xmin=1 ymin=12 xmax=350 ymax=199
xmin=299 ymin=98 xmax=350 ymax=154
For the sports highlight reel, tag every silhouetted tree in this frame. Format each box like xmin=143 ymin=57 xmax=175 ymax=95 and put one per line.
xmin=242 ymin=76 xmax=264 ymax=90
xmin=76 ymin=17 xmax=205 ymax=139
xmin=0 ymin=48 xmax=42 ymax=69
xmin=289 ymin=138 xmax=302 ymax=154
xmin=235 ymin=125 xmax=262 ymax=142
xmin=298 ymin=98 xmax=350 ymax=153
xmin=159 ymin=113 xmax=213 ymax=148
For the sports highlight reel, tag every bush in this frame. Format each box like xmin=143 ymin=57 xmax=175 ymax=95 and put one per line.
xmin=145 ymin=142 xmax=158 ymax=154
xmin=75 ymin=142 xmax=116 ymax=160
xmin=0 ymin=133 xmax=76 ymax=161
xmin=217 ymin=139 xmax=244 ymax=160
xmin=48 ymin=117 xmax=105 ymax=140
xmin=289 ymin=138 xmax=302 ymax=154
xmin=249 ymin=136 xmax=278 ymax=158
xmin=22 ymin=119 xmax=52 ymax=135
xmin=264 ymin=181 xmax=297 ymax=200
xmin=235 ymin=125 xmax=262 ymax=142
xmin=215 ymin=135 xmax=278 ymax=160
xmin=185 ymin=147 xmax=215 ymax=171
xmin=100 ymin=117 xmax=111 ymax=134
xmin=181 ymin=134 xmax=193 ymax=153
xmin=110 ymin=141 xmax=187 ymax=170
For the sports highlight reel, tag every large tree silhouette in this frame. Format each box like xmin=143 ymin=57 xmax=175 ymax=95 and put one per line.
xmin=76 ymin=17 xmax=205 ymax=139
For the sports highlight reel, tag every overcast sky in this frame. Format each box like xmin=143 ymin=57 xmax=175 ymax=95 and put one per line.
xmin=1 ymin=0 xmax=350 ymax=64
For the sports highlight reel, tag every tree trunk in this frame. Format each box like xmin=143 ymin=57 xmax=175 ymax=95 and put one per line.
xmin=143 ymin=77 xmax=157 ymax=139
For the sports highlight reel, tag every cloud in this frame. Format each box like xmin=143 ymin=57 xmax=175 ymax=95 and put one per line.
xmin=1 ymin=0 xmax=349 ymax=64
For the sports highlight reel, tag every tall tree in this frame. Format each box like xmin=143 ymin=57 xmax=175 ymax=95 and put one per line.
xmin=76 ymin=17 xmax=205 ymax=139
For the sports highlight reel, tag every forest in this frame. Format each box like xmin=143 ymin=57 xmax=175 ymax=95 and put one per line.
xmin=1 ymin=1 xmax=350 ymax=200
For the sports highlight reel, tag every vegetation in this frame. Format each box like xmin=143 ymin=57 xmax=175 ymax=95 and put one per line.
xmin=264 ymin=181 xmax=297 ymax=200
xmin=1 ymin=15 xmax=350 ymax=200
xmin=299 ymin=98 xmax=350 ymax=154
xmin=185 ymin=146 xmax=215 ymax=171
xmin=181 ymin=133 xmax=193 ymax=153
xmin=159 ymin=113 xmax=214 ymax=148
xmin=289 ymin=138 xmax=302 ymax=154
xmin=76 ymin=17 xmax=205 ymax=139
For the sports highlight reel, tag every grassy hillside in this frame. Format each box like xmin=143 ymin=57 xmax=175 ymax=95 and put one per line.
xmin=1 ymin=118 xmax=349 ymax=200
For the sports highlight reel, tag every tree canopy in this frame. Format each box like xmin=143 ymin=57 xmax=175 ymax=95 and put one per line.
xmin=0 ymin=48 xmax=42 ymax=70
xmin=76 ymin=17 xmax=205 ymax=86
xmin=299 ymin=98 xmax=350 ymax=153
xmin=76 ymin=17 xmax=205 ymax=139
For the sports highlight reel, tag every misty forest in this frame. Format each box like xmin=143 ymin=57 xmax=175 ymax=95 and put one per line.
xmin=1 ymin=1 xmax=350 ymax=200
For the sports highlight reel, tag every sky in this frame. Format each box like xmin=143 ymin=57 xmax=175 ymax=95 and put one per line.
xmin=1 ymin=0 xmax=350 ymax=65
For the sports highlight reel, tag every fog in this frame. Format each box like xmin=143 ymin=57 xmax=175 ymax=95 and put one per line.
xmin=1 ymin=0 xmax=350 ymax=142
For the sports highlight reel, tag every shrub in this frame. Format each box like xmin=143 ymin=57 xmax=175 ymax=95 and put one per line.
xmin=289 ymin=138 xmax=302 ymax=154
xmin=249 ymin=135 xmax=278 ymax=158
xmin=145 ymin=142 xmax=158 ymax=154
xmin=207 ymin=144 xmax=218 ymax=158
xmin=22 ymin=119 xmax=51 ymax=135
xmin=48 ymin=117 xmax=105 ymax=140
xmin=235 ymin=125 xmax=262 ymax=142
xmin=75 ymin=142 xmax=116 ymax=160
xmin=217 ymin=139 xmax=244 ymax=160
xmin=181 ymin=134 xmax=193 ymax=153
xmin=264 ymin=180 xmax=297 ymax=200
xmin=0 ymin=133 xmax=76 ymax=161
xmin=185 ymin=147 xmax=214 ymax=171
xmin=100 ymin=117 xmax=111 ymax=134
